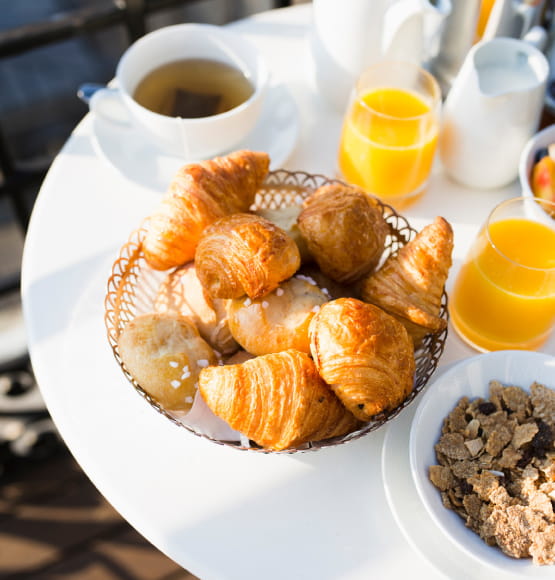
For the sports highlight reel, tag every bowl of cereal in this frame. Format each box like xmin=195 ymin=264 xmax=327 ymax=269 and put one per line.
xmin=409 ymin=350 xmax=555 ymax=574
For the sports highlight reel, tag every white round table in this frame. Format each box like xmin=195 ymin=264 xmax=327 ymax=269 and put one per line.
xmin=21 ymin=4 xmax=555 ymax=580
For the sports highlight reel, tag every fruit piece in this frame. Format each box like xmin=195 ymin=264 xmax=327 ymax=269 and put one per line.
xmin=531 ymin=155 xmax=555 ymax=203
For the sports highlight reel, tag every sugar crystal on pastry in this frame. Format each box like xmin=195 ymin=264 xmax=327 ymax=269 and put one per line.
xmin=296 ymin=265 xmax=354 ymax=300
xmin=117 ymin=312 xmax=218 ymax=412
xmin=227 ymin=276 xmax=329 ymax=356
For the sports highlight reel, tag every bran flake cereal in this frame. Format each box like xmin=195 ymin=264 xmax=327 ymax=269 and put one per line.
xmin=429 ymin=380 xmax=555 ymax=565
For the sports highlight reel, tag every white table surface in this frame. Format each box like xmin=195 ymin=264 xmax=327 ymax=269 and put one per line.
xmin=21 ymin=4 xmax=555 ymax=580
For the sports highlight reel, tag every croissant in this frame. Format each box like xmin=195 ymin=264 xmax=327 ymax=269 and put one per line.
xmin=195 ymin=213 xmax=301 ymax=300
xmin=309 ymin=298 xmax=415 ymax=421
xmin=154 ymin=263 xmax=239 ymax=355
xmin=297 ymin=184 xmax=388 ymax=283
xmin=198 ymin=349 xmax=361 ymax=450
xmin=117 ymin=312 xmax=218 ymax=412
xmin=143 ymin=150 xmax=270 ymax=270
xmin=359 ymin=216 xmax=453 ymax=346
xmin=226 ymin=276 xmax=329 ymax=356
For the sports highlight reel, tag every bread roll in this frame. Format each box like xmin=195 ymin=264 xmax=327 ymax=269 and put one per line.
xmin=154 ymin=262 xmax=239 ymax=355
xmin=117 ymin=312 xmax=218 ymax=412
xmin=227 ymin=276 xmax=329 ymax=356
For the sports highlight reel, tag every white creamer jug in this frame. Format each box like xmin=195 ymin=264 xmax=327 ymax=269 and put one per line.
xmin=310 ymin=0 xmax=451 ymax=112
xmin=440 ymin=37 xmax=548 ymax=189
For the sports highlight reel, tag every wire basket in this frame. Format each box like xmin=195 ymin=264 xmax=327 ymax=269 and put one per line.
xmin=105 ymin=170 xmax=449 ymax=453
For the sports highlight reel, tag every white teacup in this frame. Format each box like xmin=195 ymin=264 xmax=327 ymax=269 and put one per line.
xmin=88 ymin=23 xmax=269 ymax=160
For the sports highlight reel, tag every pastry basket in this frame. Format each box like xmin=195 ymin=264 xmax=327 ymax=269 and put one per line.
xmin=105 ymin=170 xmax=448 ymax=453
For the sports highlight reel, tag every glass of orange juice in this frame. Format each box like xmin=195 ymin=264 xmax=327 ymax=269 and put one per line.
xmin=337 ymin=61 xmax=441 ymax=210
xmin=450 ymin=196 xmax=555 ymax=352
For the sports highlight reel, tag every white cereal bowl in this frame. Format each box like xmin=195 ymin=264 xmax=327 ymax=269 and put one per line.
xmin=409 ymin=350 xmax=555 ymax=577
xmin=518 ymin=123 xmax=555 ymax=199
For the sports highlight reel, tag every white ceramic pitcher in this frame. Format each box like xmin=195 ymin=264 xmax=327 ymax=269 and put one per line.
xmin=310 ymin=0 xmax=451 ymax=111
xmin=439 ymin=37 xmax=549 ymax=190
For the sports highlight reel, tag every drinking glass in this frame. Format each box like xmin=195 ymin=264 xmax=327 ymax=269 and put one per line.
xmin=337 ymin=61 xmax=441 ymax=210
xmin=449 ymin=196 xmax=555 ymax=352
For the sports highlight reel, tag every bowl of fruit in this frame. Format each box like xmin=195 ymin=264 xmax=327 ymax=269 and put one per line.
xmin=519 ymin=124 xmax=555 ymax=212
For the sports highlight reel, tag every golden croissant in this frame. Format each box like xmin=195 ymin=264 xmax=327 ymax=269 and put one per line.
xmin=309 ymin=298 xmax=415 ymax=421
xmin=143 ymin=150 xmax=270 ymax=270
xmin=359 ymin=216 xmax=453 ymax=346
xmin=198 ymin=349 xmax=361 ymax=450
xmin=297 ymin=184 xmax=388 ymax=283
xmin=195 ymin=213 xmax=301 ymax=300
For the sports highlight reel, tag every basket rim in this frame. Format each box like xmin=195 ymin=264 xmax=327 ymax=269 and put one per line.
xmin=104 ymin=169 xmax=449 ymax=454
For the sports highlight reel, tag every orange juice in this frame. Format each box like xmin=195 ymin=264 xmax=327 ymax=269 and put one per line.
xmin=475 ymin=0 xmax=496 ymax=41
xmin=450 ymin=217 xmax=555 ymax=351
xmin=338 ymin=86 xmax=439 ymax=205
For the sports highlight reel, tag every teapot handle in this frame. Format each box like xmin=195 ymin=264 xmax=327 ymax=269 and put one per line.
xmin=382 ymin=0 xmax=451 ymax=65
xmin=382 ymin=0 xmax=425 ymax=64
xmin=483 ymin=0 xmax=544 ymax=41
xmin=522 ymin=25 xmax=548 ymax=51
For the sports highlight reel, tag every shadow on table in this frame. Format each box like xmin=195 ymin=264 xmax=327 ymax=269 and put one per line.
xmin=0 ymin=445 xmax=197 ymax=579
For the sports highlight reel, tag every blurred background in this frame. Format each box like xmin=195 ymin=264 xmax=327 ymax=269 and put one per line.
xmin=0 ymin=1 xmax=305 ymax=578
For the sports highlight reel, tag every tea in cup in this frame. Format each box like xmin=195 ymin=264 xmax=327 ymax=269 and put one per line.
xmin=337 ymin=61 xmax=441 ymax=209
xmin=88 ymin=23 xmax=269 ymax=160
xmin=449 ymin=196 xmax=555 ymax=352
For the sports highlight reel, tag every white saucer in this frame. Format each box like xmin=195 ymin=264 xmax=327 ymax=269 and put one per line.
xmin=381 ymin=368 xmax=553 ymax=580
xmin=90 ymin=83 xmax=300 ymax=192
